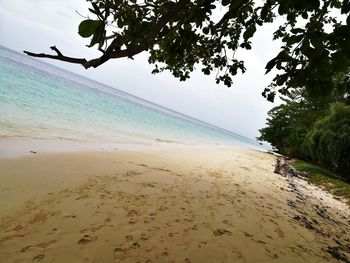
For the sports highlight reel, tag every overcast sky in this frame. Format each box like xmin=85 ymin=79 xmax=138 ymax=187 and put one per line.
xmin=0 ymin=0 xmax=282 ymax=139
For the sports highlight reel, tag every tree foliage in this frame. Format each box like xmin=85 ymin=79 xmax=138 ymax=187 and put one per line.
xmin=258 ymin=74 xmax=350 ymax=177
xmin=258 ymin=88 xmax=328 ymax=157
xmin=303 ymin=103 xmax=350 ymax=176
xmin=23 ymin=0 xmax=350 ymax=101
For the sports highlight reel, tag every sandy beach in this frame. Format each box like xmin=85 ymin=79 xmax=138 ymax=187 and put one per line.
xmin=0 ymin=148 xmax=349 ymax=262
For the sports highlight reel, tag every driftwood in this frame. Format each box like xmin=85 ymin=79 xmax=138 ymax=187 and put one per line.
xmin=274 ymin=157 xmax=299 ymax=177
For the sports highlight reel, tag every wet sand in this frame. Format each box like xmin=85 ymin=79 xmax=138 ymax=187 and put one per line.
xmin=0 ymin=148 xmax=349 ymax=262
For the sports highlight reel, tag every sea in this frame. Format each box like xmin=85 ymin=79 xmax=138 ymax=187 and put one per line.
xmin=0 ymin=45 xmax=264 ymax=152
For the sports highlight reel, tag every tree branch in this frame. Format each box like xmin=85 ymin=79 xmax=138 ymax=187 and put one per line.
xmin=50 ymin=45 xmax=62 ymax=56
xmin=23 ymin=0 xmax=191 ymax=69
xmin=23 ymin=48 xmax=88 ymax=67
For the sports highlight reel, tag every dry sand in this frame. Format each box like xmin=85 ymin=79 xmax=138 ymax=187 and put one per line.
xmin=0 ymin=148 xmax=349 ymax=262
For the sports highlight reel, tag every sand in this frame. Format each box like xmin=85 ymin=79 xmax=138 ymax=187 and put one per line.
xmin=0 ymin=148 xmax=349 ymax=262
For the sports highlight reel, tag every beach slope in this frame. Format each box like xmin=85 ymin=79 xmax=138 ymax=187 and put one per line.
xmin=0 ymin=148 xmax=349 ymax=262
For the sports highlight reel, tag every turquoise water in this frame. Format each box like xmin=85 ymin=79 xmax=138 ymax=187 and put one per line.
xmin=0 ymin=45 xmax=261 ymax=149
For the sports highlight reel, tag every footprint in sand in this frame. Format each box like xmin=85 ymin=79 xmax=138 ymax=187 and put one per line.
xmin=243 ymin=231 xmax=253 ymax=238
xmin=222 ymin=219 xmax=232 ymax=226
xmin=254 ymin=239 xmax=266 ymax=245
xmin=127 ymin=209 xmax=139 ymax=217
xmin=76 ymin=194 xmax=89 ymax=200
xmin=32 ymin=254 xmax=45 ymax=262
xmin=78 ymin=235 xmax=96 ymax=245
xmin=21 ymin=240 xmax=57 ymax=253
xmin=140 ymin=233 xmax=148 ymax=241
xmin=114 ymin=247 xmax=125 ymax=253
xmin=13 ymin=224 xmax=24 ymax=231
xmin=113 ymin=247 xmax=126 ymax=262
xmin=274 ymin=228 xmax=284 ymax=238
xmin=63 ymin=214 xmax=76 ymax=219
xmin=130 ymin=242 xmax=140 ymax=249
xmin=125 ymin=235 xmax=133 ymax=241
xmin=213 ymin=228 xmax=232 ymax=236
xmin=129 ymin=218 xmax=137 ymax=224
xmin=161 ymin=251 xmax=169 ymax=257
xmin=114 ymin=250 xmax=152 ymax=263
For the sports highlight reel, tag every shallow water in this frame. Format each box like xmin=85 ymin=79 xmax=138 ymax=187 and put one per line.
xmin=0 ymin=45 xmax=262 ymax=149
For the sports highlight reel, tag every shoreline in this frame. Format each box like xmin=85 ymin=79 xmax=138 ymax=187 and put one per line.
xmin=0 ymin=137 xmax=264 ymax=159
xmin=0 ymin=147 xmax=349 ymax=262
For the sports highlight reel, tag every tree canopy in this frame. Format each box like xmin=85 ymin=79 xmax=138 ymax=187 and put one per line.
xmin=24 ymin=0 xmax=350 ymax=101
xmin=258 ymin=74 xmax=350 ymax=177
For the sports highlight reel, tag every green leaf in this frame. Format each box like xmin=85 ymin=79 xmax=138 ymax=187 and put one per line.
xmin=78 ymin=20 xmax=103 ymax=38
xmin=261 ymin=6 xmax=269 ymax=20
xmin=88 ymin=8 xmax=98 ymax=15
xmin=117 ymin=19 xmax=124 ymax=28
xmin=287 ymin=34 xmax=304 ymax=45
xmin=265 ymin=58 xmax=277 ymax=73
xmin=267 ymin=92 xmax=275 ymax=102
xmin=243 ymin=25 xmax=256 ymax=40
xmin=341 ymin=0 xmax=350 ymax=14
xmin=332 ymin=51 xmax=349 ymax=71
xmin=202 ymin=27 xmax=209 ymax=34
xmin=202 ymin=67 xmax=210 ymax=75
xmin=276 ymin=74 xmax=288 ymax=86
xmin=92 ymin=2 xmax=100 ymax=14
xmin=184 ymin=23 xmax=191 ymax=31
xmin=222 ymin=0 xmax=230 ymax=6
xmin=290 ymin=28 xmax=304 ymax=34
xmin=85 ymin=22 xmax=105 ymax=48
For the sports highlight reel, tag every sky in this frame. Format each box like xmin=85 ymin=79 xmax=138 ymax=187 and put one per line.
xmin=0 ymin=0 xmax=282 ymax=139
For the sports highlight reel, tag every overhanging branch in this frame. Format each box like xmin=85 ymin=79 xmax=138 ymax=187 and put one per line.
xmin=23 ymin=47 xmax=88 ymax=67
xmin=23 ymin=0 xmax=191 ymax=69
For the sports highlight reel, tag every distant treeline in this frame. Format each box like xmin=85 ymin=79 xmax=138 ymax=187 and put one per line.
xmin=258 ymin=74 xmax=350 ymax=178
